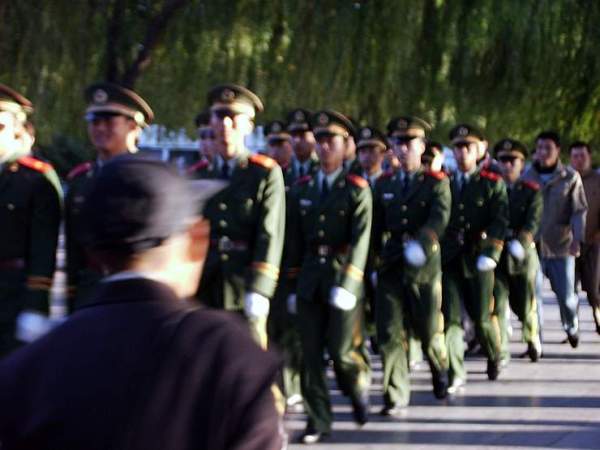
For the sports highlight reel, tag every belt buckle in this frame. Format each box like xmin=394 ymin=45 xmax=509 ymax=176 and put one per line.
xmin=218 ymin=236 xmax=233 ymax=252
xmin=317 ymin=245 xmax=329 ymax=256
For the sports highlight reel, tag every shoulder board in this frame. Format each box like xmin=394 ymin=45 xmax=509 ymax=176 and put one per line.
xmin=67 ymin=161 xmax=93 ymax=180
xmin=186 ymin=160 xmax=210 ymax=174
xmin=294 ymin=175 xmax=312 ymax=185
xmin=380 ymin=170 xmax=395 ymax=179
xmin=17 ymin=156 xmax=52 ymax=174
xmin=249 ymin=153 xmax=276 ymax=169
xmin=425 ymin=170 xmax=446 ymax=180
xmin=346 ymin=174 xmax=369 ymax=189
xmin=480 ymin=169 xmax=501 ymax=182
xmin=522 ymin=179 xmax=540 ymax=191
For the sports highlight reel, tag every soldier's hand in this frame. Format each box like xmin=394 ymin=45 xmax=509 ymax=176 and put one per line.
xmin=569 ymin=240 xmax=581 ymax=257
xmin=329 ymin=286 xmax=357 ymax=311
xmin=244 ymin=292 xmax=270 ymax=319
xmin=287 ymin=294 xmax=298 ymax=315
xmin=508 ymin=239 xmax=526 ymax=261
xmin=403 ymin=240 xmax=427 ymax=267
xmin=15 ymin=310 xmax=53 ymax=343
xmin=476 ymin=255 xmax=497 ymax=272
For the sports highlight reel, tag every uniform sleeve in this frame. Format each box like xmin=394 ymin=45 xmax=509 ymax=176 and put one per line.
xmin=23 ymin=174 xmax=62 ymax=313
xmin=339 ymin=186 xmax=372 ymax=296
xmin=247 ymin=167 xmax=286 ymax=299
xmin=371 ymin=182 xmax=385 ymax=258
xmin=418 ymin=177 xmax=451 ymax=259
xmin=518 ymin=187 xmax=543 ymax=248
xmin=481 ymin=179 xmax=509 ymax=262
xmin=281 ymin=186 xmax=303 ymax=294
xmin=570 ymin=172 xmax=588 ymax=244
xmin=64 ymin=182 xmax=83 ymax=308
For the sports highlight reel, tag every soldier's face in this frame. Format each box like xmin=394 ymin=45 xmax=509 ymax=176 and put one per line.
xmin=267 ymin=139 xmax=293 ymax=167
xmin=316 ymin=134 xmax=346 ymax=173
xmin=358 ymin=145 xmax=385 ymax=173
xmin=499 ymin=156 xmax=524 ymax=183
xmin=569 ymin=146 xmax=591 ymax=173
xmin=453 ymin=142 xmax=479 ymax=172
xmin=210 ymin=110 xmax=253 ymax=159
xmin=87 ymin=115 xmax=138 ymax=159
xmin=291 ymin=130 xmax=315 ymax=161
xmin=535 ymin=138 xmax=560 ymax=168
xmin=0 ymin=111 xmax=22 ymax=162
xmin=393 ymin=137 xmax=425 ymax=172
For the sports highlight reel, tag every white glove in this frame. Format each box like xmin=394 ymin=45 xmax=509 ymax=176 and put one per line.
xmin=404 ymin=240 xmax=427 ymax=267
xmin=244 ymin=292 xmax=270 ymax=319
xmin=370 ymin=271 xmax=378 ymax=287
xmin=508 ymin=239 xmax=526 ymax=261
xmin=329 ymin=286 xmax=357 ymax=311
xmin=287 ymin=294 xmax=297 ymax=315
xmin=15 ymin=310 xmax=53 ymax=343
xmin=476 ymin=255 xmax=497 ymax=272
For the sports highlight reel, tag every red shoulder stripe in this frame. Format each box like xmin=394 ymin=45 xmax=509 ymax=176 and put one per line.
xmin=380 ymin=170 xmax=395 ymax=179
xmin=425 ymin=170 xmax=446 ymax=180
xmin=346 ymin=174 xmax=368 ymax=188
xmin=186 ymin=160 xmax=209 ymax=174
xmin=522 ymin=180 xmax=540 ymax=191
xmin=67 ymin=161 xmax=93 ymax=180
xmin=480 ymin=169 xmax=501 ymax=182
xmin=249 ymin=153 xmax=276 ymax=169
xmin=17 ymin=156 xmax=52 ymax=174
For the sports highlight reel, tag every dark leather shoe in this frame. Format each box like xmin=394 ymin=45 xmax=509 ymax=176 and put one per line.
xmin=351 ymin=391 xmax=370 ymax=425
xmin=432 ymin=370 xmax=449 ymax=399
xmin=567 ymin=331 xmax=579 ymax=348
xmin=486 ymin=358 xmax=501 ymax=381
xmin=298 ymin=423 xmax=329 ymax=444
xmin=379 ymin=403 xmax=406 ymax=417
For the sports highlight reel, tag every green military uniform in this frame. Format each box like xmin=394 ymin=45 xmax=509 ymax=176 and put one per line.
xmin=0 ymin=85 xmax=62 ymax=355
xmin=372 ymin=117 xmax=450 ymax=410
xmin=492 ymin=139 xmax=542 ymax=362
xmin=193 ymin=85 xmax=285 ymax=349
xmin=65 ymin=82 xmax=154 ymax=310
xmin=287 ymin=108 xmax=320 ymax=182
xmin=441 ymin=124 xmax=509 ymax=386
xmin=285 ymin=110 xmax=371 ymax=436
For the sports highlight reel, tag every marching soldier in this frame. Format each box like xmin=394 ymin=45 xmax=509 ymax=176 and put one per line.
xmin=286 ymin=110 xmax=371 ymax=443
xmin=373 ymin=117 xmax=450 ymax=414
xmin=441 ymin=124 xmax=508 ymax=391
xmin=286 ymin=108 xmax=320 ymax=180
xmin=0 ymin=84 xmax=62 ymax=355
xmin=65 ymin=82 xmax=154 ymax=311
xmin=264 ymin=120 xmax=295 ymax=187
xmin=194 ymin=84 xmax=286 ymax=349
xmin=493 ymin=139 xmax=543 ymax=362
xmin=191 ymin=109 xmax=216 ymax=169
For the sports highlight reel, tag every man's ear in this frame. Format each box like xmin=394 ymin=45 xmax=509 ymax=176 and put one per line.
xmin=187 ymin=217 xmax=210 ymax=262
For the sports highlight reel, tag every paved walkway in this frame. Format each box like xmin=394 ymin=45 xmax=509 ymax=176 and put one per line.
xmin=286 ymin=287 xmax=600 ymax=449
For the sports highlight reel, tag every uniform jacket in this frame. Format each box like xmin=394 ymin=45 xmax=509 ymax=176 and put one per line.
xmin=498 ymin=178 xmax=543 ymax=276
xmin=373 ymin=168 xmax=451 ymax=283
xmin=191 ymin=151 xmax=286 ymax=306
xmin=0 ymin=277 xmax=284 ymax=450
xmin=441 ymin=167 xmax=509 ymax=276
xmin=523 ymin=161 xmax=588 ymax=257
xmin=285 ymin=169 xmax=372 ymax=300
xmin=579 ymin=169 xmax=600 ymax=244
xmin=0 ymin=156 xmax=62 ymax=313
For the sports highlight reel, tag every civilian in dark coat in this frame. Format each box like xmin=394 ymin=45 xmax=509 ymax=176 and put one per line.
xmin=0 ymin=156 xmax=286 ymax=450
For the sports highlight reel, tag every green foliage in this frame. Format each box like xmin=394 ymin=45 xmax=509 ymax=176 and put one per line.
xmin=3 ymin=0 xmax=600 ymax=167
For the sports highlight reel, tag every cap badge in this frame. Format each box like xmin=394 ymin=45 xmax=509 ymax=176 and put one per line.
xmin=503 ymin=140 xmax=512 ymax=150
xmin=93 ymin=89 xmax=108 ymax=104
xmin=458 ymin=126 xmax=468 ymax=136
xmin=398 ymin=119 xmax=408 ymax=128
xmin=272 ymin=122 xmax=281 ymax=132
xmin=294 ymin=110 xmax=305 ymax=121
xmin=318 ymin=113 xmax=329 ymax=125
xmin=221 ymin=88 xmax=235 ymax=101
xmin=361 ymin=128 xmax=372 ymax=139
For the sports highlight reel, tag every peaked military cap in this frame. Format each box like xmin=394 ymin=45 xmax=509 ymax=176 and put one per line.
xmin=0 ymin=84 xmax=33 ymax=122
xmin=493 ymin=138 xmax=528 ymax=160
xmin=207 ymin=83 xmax=264 ymax=118
xmin=311 ymin=109 xmax=354 ymax=138
xmin=449 ymin=123 xmax=484 ymax=145
xmin=387 ymin=116 xmax=431 ymax=138
xmin=264 ymin=120 xmax=291 ymax=143
xmin=84 ymin=82 xmax=154 ymax=127
xmin=286 ymin=108 xmax=312 ymax=132
xmin=356 ymin=126 xmax=389 ymax=150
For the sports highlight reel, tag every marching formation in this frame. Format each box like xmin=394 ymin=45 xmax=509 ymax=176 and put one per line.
xmin=0 ymin=81 xmax=598 ymax=447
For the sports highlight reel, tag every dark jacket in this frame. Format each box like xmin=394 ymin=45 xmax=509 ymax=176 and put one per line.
xmin=0 ymin=277 xmax=284 ymax=450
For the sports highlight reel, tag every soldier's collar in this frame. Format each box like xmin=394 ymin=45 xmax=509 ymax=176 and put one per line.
xmin=319 ymin=166 xmax=343 ymax=187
